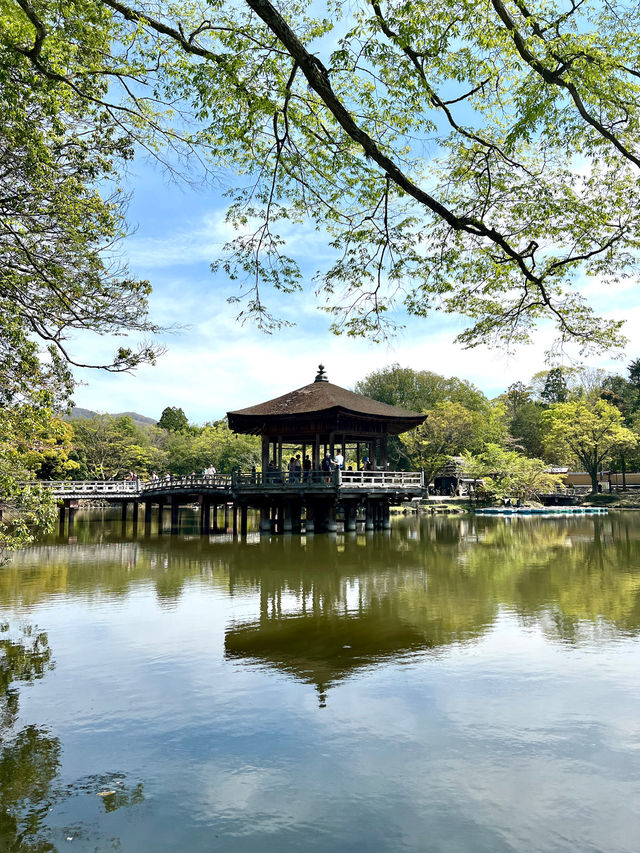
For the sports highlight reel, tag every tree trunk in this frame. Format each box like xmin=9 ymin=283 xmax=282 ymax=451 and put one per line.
xmin=590 ymin=469 xmax=599 ymax=495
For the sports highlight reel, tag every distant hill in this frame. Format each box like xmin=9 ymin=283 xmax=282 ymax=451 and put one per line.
xmin=68 ymin=407 xmax=157 ymax=426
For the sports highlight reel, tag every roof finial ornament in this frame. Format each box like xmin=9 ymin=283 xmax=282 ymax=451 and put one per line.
xmin=314 ymin=364 xmax=328 ymax=383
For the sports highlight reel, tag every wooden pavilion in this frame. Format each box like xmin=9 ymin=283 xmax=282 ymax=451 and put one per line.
xmin=227 ymin=364 xmax=425 ymax=472
xmin=226 ymin=365 xmax=426 ymax=533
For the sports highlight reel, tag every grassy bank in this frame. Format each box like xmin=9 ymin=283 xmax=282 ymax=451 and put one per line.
xmin=581 ymin=492 xmax=640 ymax=509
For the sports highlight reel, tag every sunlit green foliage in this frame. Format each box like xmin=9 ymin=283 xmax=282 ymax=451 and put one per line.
xmin=0 ymin=405 xmax=65 ymax=555
xmin=462 ymin=444 xmax=564 ymax=501
xmin=356 ymin=364 xmax=506 ymax=469
xmin=542 ymin=400 xmax=638 ymax=493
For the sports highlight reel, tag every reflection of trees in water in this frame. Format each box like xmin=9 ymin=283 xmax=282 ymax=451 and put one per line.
xmin=0 ymin=624 xmax=144 ymax=852
xmin=6 ymin=513 xmax=640 ymax=658
xmin=1 ymin=624 xmax=58 ymax=852
xmin=460 ymin=515 xmax=640 ymax=640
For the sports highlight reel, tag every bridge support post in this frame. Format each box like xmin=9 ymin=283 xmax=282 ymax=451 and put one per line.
xmin=240 ymin=504 xmax=248 ymax=537
xmin=121 ymin=501 xmax=128 ymax=524
xmin=171 ymin=496 xmax=179 ymax=534
xmin=232 ymin=503 xmax=238 ymax=536
xmin=144 ymin=501 xmax=152 ymax=535
xmin=58 ymin=502 xmax=66 ymax=532
xmin=199 ymin=497 xmax=210 ymax=535
xmin=224 ymin=503 xmax=230 ymax=531
xmin=211 ymin=504 xmax=218 ymax=533
xmin=67 ymin=501 xmax=77 ymax=534
xmin=382 ymin=502 xmax=391 ymax=529
xmin=132 ymin=501 xmax=138 ymax=534
xmin=157 ymin=499 xmax=165 ymax=534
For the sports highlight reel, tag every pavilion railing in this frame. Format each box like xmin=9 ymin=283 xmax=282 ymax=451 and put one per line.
xmin=233 ymin=469 xmax=425 ymax=489
xmin=339 ymin=470 xmax=424 ymax=488
xmin=29 ymin=476 xmax=232 ymax=498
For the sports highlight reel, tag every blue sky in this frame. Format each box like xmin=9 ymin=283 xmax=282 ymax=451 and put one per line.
xmin=69 ymin=158 xmax=640 ymax=425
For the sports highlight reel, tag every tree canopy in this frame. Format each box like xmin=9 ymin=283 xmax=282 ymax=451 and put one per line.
xmin=8 ymin=0 xmax=640 ymax=352
xmin=542 ymin=400 xmax=638 ymax=493
xmin=0 ymin=1 xmax=166 ymax=549
xmin=157 ymin=406 xmax=190 ymax=433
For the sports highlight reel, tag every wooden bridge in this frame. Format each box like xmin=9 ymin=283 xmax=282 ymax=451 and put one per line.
xmin=39 ymin=469 xmax=426 ymax=535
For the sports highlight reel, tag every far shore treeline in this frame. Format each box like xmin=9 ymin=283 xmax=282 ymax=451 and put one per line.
xmin=48 ymin=361 xmax=640 ymax=487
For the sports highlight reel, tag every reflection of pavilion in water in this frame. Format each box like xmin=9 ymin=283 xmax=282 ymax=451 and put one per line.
xmin=223 ymin=531 xmax=496 ymax=705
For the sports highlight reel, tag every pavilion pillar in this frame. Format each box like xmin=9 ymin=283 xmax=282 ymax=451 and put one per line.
xmin=277 ymin=437 xmax=283 ymax=470
xmin=261 ymin=435 xmax=269 ymax=474
xmin=381 ymin=436 xmax=388 ymax=469
xmin=365 ymin=499 xmax=374 ymax=531
xmin=356 ymin=443 xmax=361 ymax=470
xmin=326 ymin=502 xmax=337 ymax=533
xmin=345 ymin=502 xmax=357 ymax=532
xmin=313 ymin=433 xmax=320 ymax=470
xmin=283 ymin=502 xmax=292 ymax=534
xmin=312 ymin=500 xmax=327 ymax=533
xmin=291 ymin=501 xmax=302 ymax=533
xmin=260 ymin=506 xmax=271 ymax=533
xmin=369 ymin=440 xmax=376 ymax=470
xmin=305 ymin=502 xmax=314 ymax=534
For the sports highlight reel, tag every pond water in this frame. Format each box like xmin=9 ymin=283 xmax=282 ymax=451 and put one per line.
xmin=1 ymin=510 xmax=640 ymax=852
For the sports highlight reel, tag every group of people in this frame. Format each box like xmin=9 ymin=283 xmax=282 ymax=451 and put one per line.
xmin=266 ymin=451 xmax=373 ymax=483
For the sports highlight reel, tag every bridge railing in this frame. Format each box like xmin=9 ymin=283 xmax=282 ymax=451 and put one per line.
xmin=142 ymin=474 xmax=231 ymax=492
xmin=36 ymin=480 xmax=142 ymax=495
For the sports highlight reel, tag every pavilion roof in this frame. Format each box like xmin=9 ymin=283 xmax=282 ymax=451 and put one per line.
xmin=227 ymin=371 xmax=423 ymax=423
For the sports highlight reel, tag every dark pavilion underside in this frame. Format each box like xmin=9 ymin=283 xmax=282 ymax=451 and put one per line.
xmin=227 ymin=365 xmax=426 ymax=470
